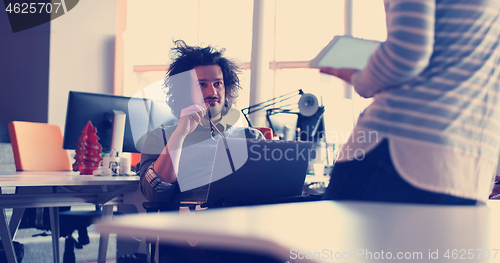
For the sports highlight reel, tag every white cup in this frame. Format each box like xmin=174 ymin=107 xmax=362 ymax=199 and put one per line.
xmin=120 ymin=157 xmax=131 ymax=175
xmin=102 ymin=156 xmax=120 ymax=175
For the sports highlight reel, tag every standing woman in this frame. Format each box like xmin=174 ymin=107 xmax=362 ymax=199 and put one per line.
xmin=320 ymin=0 xmax=500 ymax=204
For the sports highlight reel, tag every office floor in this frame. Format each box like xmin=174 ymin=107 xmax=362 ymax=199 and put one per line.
xmin=14 ymin=225 xmax=117 ymax=263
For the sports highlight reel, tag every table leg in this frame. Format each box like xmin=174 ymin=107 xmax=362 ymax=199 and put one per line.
xmin=97 ymin=205 xmax=113 ymax=263
xmin=8 ymin=208 xmax=25 ymax=240
xmin=0 ymin=209 xmax=18 ymax=263
xmin=49 ymin=207 xmax=60 ymax=263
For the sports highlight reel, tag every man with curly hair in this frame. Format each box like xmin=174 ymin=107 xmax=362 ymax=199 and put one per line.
xmin=138 ymin=41 xmax=277 ymax=263
xmin=139 ymin=40 xmax=264 ymax=204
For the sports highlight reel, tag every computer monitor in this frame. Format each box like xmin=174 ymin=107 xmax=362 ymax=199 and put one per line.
xmin=63 ymin=91 xmax=176 ymax=153
xmin=267 ymin=111 xmax=299 ymax=140
xmin=267 ymin=106 xmax=325 ymax=142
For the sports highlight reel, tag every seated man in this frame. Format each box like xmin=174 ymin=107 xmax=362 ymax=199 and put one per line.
xmin=139 ymin=40 xmax=281 ymax=263
xmin=139 ymin=40 xmax=264 ymax=204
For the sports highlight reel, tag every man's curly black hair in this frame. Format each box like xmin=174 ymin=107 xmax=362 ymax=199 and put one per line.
xmin=164 ymin=40 xmax=242 ymax=119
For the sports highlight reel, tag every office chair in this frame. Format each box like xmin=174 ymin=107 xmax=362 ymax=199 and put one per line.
xmin=7 ymin=121 xmax=109 ymax=263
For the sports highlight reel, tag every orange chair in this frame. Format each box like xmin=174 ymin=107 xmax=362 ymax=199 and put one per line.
xmin=8 ymin=121 xmax=71 ymax=171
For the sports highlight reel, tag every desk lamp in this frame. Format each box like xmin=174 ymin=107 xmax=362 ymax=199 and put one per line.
xmin=241 ymin=89 xmax=321 ymax=128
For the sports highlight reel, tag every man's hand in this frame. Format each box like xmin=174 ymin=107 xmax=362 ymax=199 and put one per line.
xmin=155 ymin=104 xmax=207 ymax=184
xmin=319 ymin=67 xmax=360 ymax=85
xmin=490 ymin=175 xmax=500 ymax=199
xmin=176 ymin=104 xmax=207 ymax=137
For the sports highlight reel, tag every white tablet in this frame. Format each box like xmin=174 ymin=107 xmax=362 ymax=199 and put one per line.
xmin=309 ymin=35 xmax=380 ymax=70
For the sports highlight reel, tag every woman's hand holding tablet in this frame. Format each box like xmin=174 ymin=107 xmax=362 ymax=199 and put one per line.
xmin=309 ymin=35 xmax=380 ymax=70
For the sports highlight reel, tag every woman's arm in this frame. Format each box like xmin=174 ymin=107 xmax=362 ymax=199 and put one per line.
xmin=350 ymin=0 xmax=436 ymax=98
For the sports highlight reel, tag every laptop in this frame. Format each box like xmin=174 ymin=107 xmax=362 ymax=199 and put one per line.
xmin=175 ymin=139 xmax=313 ymax=207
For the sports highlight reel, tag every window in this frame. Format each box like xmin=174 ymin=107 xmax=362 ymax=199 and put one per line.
xmin=120 ymin=0 xmax=386 ymax=144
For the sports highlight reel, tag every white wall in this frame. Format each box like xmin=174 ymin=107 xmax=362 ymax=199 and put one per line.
xmin=48 ymin=0 xmax=117 ymax=130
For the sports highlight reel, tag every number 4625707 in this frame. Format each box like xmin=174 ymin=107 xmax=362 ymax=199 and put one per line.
xmin=5 ymin=3 xmax=62 ymax=14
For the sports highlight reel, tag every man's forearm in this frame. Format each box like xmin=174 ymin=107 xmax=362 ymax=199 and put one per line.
xmin=153 ymin=130 xmax=186 ymax=183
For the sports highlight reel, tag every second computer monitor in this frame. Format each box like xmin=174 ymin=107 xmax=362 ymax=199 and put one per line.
xmin=63 ymin=91 xmax=176 ymax=153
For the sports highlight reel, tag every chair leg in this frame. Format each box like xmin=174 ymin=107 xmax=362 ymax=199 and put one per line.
xmin=146 ymin=241 xmax=155 ymax=263
xmin=63 ymin=236 xmax=76 ymax=263
xmin=77 ymin=227 xmax=90 ymax=245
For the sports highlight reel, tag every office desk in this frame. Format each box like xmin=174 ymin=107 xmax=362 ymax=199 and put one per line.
xmin=0 ymin=171 xmax=139 ymax=263
xmin=96 ymin=200 xmax=500 ymax=263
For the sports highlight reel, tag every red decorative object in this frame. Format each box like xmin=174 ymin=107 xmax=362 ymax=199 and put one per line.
xmin=73 ymin=121 xmax=103 ymax=175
